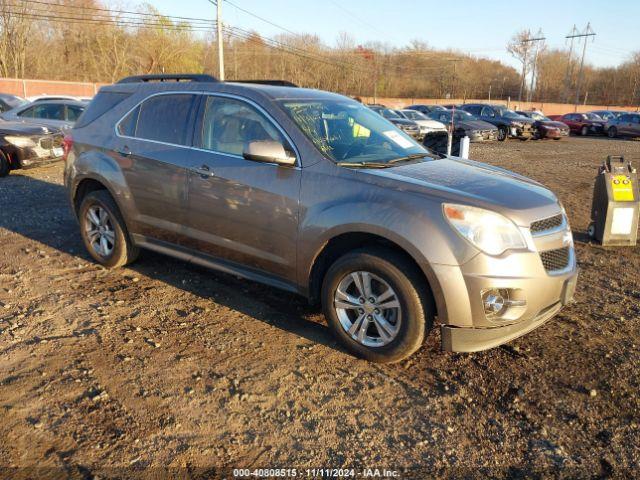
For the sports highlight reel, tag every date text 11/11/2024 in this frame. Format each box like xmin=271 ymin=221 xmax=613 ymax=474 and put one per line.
xmin=232 ymin=468 xmax=400 ymax=478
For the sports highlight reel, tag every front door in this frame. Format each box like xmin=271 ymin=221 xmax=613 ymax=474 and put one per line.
xmin=184 ymin=94 xmax=301 ymax=284
xmin=115 ymin=93 xmax=198 ymax=245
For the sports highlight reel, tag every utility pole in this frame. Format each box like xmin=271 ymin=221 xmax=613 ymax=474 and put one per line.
xmin=568 ymin=22 xmax=596 ymax=110
xmin=561 ymin=25 xmax=578 ymax=103
xmin=527 ymin=29 xmax=545 ymax=103
xmin=216 ymin=0 xmax=225 ymax=80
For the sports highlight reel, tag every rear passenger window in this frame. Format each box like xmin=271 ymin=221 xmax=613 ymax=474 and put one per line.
xmin=118 ymin=106 xmax=139 ymax=137
xmin=134 ymin=94 xmax=195 ymax=145
xmin=198 ymin=96 xmax=286 ymax=156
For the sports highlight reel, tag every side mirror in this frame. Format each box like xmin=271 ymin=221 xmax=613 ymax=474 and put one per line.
xmin=242 ymin=140 xmax=296 ymax=166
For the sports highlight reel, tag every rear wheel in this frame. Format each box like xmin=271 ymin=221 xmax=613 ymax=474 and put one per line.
xmin=581 ymin=125 xmax=589 ymax=136
xmin=0 ymin=151 xmax=9 ymax=177
xmin=321 ymin=248 xmax=433 ymax=363
xmin=78 ymin=190 xmax=138 ymax=268
xmin=607 ymin=126 xmax=617 ymax=138
xmin=497 ymin=126 xmax=508 ymax=141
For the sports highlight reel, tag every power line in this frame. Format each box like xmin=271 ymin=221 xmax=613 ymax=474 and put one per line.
xmin=12 ymin=0 xmax=215 ymax=25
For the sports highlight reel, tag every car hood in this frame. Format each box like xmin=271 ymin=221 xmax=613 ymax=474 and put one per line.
xmin=456 ymin=119 xmax=497 ymax=131
xmin=0 ymin=121 xmax=59 ymax=135
xmin=414 ymin=119 xmax=446 ymax=129
xmin=536 ymin=120 xmax=569 ymax=129
xmin=388 ymin=118 xmax=417 ymax=126
xmin=363 ymin=157 xmax=560 ymax=226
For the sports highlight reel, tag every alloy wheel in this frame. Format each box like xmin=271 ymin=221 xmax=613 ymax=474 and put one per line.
xmin=84 ymin=205 xmax=115 ymax=258
xmin=333 ymin=271 xmax=402 ymax=347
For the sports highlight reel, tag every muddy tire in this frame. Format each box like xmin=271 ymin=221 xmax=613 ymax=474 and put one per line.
xmin=497 ymin=126 xmax=508 ymax=141
xmin=321 ymin=247 xmax=433 ymax=363
xmin=78 ymin=190 xmax=139 ymax=268
xmin=0 ymin=151 xmax=9 ymax=178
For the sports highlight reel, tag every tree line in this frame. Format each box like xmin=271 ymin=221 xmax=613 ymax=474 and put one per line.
xmin=1 ymin=0 xmax=638 ymax=106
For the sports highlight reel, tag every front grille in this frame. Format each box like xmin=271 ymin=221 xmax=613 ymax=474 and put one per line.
xmin=531 ymin=214 xmax=564 ymax=234
xmin=540 ymin=247 xmax=570 ymax=272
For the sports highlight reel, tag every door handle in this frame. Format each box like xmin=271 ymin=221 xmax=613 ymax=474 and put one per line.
xmin=118 ymin=146 xmax=132 ymax=157
xmin=193 ymin=164 xmax=215 ymax=178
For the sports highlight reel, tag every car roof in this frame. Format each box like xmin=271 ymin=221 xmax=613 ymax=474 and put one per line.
xmin=23 ymin=99 xmax=88 ymax=107
xmin=100 ymin=80 xmax=350 ymax=104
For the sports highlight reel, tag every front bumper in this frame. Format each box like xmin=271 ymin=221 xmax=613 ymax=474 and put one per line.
xmin=441 ymin=272 xmax=578 ymax=352
xmin=6 ymin=137 xmax=64 ymax=169
xmin=431 ymin=219 xmax=578 ymax=352
xmin=468 ymin=130 xmax=498 ymax=142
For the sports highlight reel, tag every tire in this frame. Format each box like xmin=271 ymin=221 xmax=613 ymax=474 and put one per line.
xmin=78 ymin=190 xmax=139 ymax=268
xmin=607 ymin=127 xmax=617 ymax=138
xmin=497 ymin=126 xmax=508 ymax=141
xmin=321 ymin=247 xmax=433 ymax=363
xmin=587 ymin=223 xmax=596 ymax=238
xmin=581 ymin=125 xmax=589 ymax=136
xmin=553 ymin=137 xmax=561 ymax=141
xmin=0 ymin=150 xmax=9 ymax=178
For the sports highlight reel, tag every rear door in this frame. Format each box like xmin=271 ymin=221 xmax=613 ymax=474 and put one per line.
xmin=114 ymin=92 xmax=198 ymax=245
xmin=184 ymin=94 xmax=301 ymax=283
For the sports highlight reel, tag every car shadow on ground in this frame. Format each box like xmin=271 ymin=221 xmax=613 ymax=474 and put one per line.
xmin=0 ymin=172 xmax=343 ymax=355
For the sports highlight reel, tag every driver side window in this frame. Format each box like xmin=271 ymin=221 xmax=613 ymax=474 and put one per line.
xmin=481 ymin=107 xmax=494 ymax=117
xmin=198 ymin=96 xmax=287 ymax=157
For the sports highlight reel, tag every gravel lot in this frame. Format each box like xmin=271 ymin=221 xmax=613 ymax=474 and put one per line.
xmin=0 ymin=136 xmax=639 ymax=479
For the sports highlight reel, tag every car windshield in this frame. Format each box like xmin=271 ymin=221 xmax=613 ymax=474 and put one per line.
xmin=3 ymin=95 xmax=27 ymax=109
xmin=279 ymin=99 xmax=430 ymax=165
xmin=379 ymin=108 xmax=402 ymax=119
xmin=585 ymin=113 xmax=603 ymax=120
xmin=402 ymin=110 xmax=428 ymax=120
xmin=495 ymin=107 xmax=523 ymax=119
xmin=429 ymin=110 xmax=474 ymax=122
xmin=529 ymin=112 xmax=549 ymax=121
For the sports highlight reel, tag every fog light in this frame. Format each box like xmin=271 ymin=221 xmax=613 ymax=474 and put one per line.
xmin=483 ymin=289 xmax=506 ymax=315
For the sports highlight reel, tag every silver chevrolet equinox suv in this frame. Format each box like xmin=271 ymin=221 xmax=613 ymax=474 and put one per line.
xmin=64 ymin=74 xmax=578 ymax=363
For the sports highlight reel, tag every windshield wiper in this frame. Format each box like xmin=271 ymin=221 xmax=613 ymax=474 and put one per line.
xmin=337 ymin=161 xmax=391 ymax=168
xmin=387 ymin=153 xmax=430 ymax=164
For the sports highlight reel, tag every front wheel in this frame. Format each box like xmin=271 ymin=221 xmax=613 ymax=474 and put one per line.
xmin=607 ymin=127 xmax=617 ymax=138
xmin=497 ymin=126 xmax=508 ymax=141
xmin=78 ymin=190 xmax=139 ymax=268
xmin=321 ymin=248 xmax=433 ymax=363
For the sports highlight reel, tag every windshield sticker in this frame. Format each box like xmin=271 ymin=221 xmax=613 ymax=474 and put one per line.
xmin=383 ymin=130 xmax=414 ymax=148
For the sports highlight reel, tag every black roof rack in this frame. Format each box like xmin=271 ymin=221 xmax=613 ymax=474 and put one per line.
xmin=116 ymin=74 xmax=218 ymax=84
xmin=232 ymin=80 xmax=298 ymax=87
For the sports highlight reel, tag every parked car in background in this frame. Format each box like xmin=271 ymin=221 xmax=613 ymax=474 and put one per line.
xmin=547 ymin=112 xmax=606 ymax=136
xmin=0 ymin=93 xmax=27 ymax=113
xmin=396 ymin=109 xmax=447 ymax=135
xmin=460 ymin=104 xmax=534 ymax=141
xmin=27 ymin=94 xmax=84 ymax=102
xmin=64 ymin=74 xmax=578 ymax=362
xmin=588 ymin=110 xmax=627 ymax=121
xmin=368 ymin=106 xmax=421 ymax=138
xmin=0 ymin=122 xmax=64 ymax=177
xmin=516 ymin=111 xmax=570 ymax=140
xmin=1 ymin=99 xmax=87 ymax=131
xmin=426 ymin=109 xmax=498 ymax=142
xmin=405 ymin=104 xmax=446 ymax=115
xmin=605 ymin=112 xmax=640 ymax=138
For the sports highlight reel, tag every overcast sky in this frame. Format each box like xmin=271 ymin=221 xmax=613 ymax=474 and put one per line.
xmin=143 ymin=0 xmax=638 ymax=70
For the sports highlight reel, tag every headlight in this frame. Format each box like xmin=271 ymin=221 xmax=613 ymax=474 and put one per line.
xmin=443 ymin=204 xmax=527 ymax=255
xmin=5 ymin=135 xmax=36 ymax=148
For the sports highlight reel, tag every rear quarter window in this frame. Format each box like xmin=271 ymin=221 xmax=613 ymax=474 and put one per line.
xmin=75 ymin=91 xmax=131 ymax=128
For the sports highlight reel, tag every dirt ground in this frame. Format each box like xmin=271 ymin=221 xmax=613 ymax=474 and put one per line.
xmin=0 ymin=136 xmax=639 ymax=479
